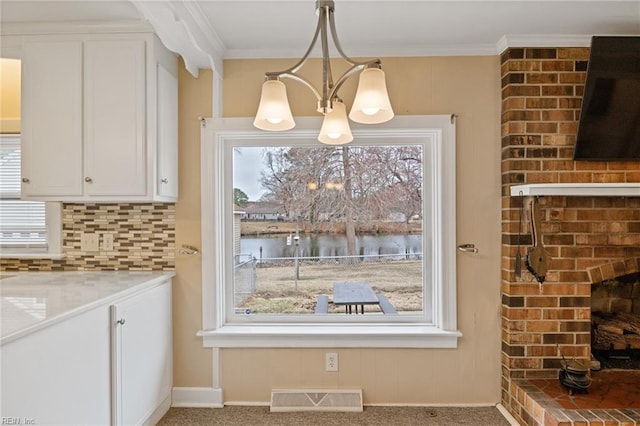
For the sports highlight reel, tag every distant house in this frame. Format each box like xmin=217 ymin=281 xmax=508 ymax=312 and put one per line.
xmin=242 ymin=201 xmax=285 ymax=221
xmin=387 ymin=211 xmax=407 ymax=223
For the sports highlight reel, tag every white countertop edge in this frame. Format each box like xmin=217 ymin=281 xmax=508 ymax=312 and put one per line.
xmin=0 ymin=272 xmax=175 ymax=346
xmin=510 ymin=183 xmax=640 ymax=197
xmin=198 ymin=324 xmax=463 ymax=348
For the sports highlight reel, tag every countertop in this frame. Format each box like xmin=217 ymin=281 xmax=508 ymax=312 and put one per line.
xmin=0 ymin=271 xmax=175 ymax=345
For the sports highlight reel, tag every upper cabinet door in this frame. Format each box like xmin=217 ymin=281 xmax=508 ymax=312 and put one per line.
xmin=84 ymin=39 xmax=146 ymax=197
xmin=156 ymin=64 xmax=178 ymax=199
xmin=21 ymin=41 xmax=83 ymax=197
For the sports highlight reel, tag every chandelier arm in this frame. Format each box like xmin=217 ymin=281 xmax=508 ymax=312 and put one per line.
xmin=328 ymin=60 xmax=381 ymax=100
xmin=264 ymin=9 xmax=323 ymax=78
xmin=328 ymin=7 xmax=376 ymax=67
xmin=320 ymin=3 xmax=333 ymax=104
xmin=278 ymin=73 xmax=322 ymax=101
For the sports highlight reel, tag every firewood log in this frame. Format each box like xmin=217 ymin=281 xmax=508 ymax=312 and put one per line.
xmin=615 ymin=312 xmax=640 ymax=335
xmin=593 ymin=328 xmax=627 ymax=350
xmin=625 ymin=335 xmax=640 ymax=350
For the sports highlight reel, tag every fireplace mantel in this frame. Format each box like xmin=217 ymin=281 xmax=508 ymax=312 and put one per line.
xmin=510 ymin=183 xmax=640 ymax=197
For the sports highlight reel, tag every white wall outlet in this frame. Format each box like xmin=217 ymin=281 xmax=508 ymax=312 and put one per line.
xmin=80 ymin=233 xmax=99 ymax=252
xmin=326 ymin=352 xmax=338 ymax=372
xmin=102 ymin=233 xmax=114 ymax=251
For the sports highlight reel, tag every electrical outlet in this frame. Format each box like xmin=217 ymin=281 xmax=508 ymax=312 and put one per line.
xmin=326 ymin=352 xmax=338 ymax=372
xmin=102 ymin=233 xmax=114 ymax=251
xmin=80 ymin=233 xmax=99 ymax=252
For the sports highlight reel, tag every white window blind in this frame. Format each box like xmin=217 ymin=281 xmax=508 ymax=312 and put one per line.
xmin=0 ymin=136 xmax=47 ymax=248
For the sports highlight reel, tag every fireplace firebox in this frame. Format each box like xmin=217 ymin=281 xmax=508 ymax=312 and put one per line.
xmin=591 ymin=272 xmax=640 ymax=370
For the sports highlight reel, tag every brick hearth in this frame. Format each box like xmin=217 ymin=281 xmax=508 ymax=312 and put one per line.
xmin=500 ymin=47 xmax=640 ymax=425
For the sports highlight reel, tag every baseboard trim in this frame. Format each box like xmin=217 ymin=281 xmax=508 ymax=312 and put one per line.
xmin=222 ymin=401 xmax=499 ymax=407
xmin=224 ymin=401 xmax=270 ymax=407
xmin=143 ymin=393 xmax=172 ymax=425
xmin=172 ymin=387 xmax=223 ymax=408
xmin=175 ymin=394 xmax=507 ymax=413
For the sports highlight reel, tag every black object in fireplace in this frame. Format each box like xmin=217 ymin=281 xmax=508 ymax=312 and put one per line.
xmin=559 ymin=355 xmax=591 ymax=395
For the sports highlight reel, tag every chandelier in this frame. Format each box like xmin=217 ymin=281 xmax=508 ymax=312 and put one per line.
xmin=253 ymin=0 xmax=394 ymax=145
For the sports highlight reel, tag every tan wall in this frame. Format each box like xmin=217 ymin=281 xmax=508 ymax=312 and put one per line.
xmin=176 ymin=56 xmax=503 ymax=403
xmin=174 ymin=61 xmax=213 ymax=387
xmin=0 ymin=58 xmax=21 ymax=133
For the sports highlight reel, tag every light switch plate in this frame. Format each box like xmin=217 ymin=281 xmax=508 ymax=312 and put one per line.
xmin=102 ymin=234 xmax=114 ymax=251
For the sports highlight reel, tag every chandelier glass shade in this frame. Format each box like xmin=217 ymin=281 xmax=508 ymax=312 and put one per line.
xmin=253 ymin=80 xmax=295 ymax=131
xmin=318 ymin=99 xmax=353 ymax=144
xmin=253 ymin=0 xmax=394 ymax=144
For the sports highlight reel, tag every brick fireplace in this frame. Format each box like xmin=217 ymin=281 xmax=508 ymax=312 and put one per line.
xmin=500 ymin=47 xmax=640 ymax=425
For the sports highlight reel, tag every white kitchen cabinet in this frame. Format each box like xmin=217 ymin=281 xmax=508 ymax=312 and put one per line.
xmin=1 ymin=298 xmax=113 ymax=425
xmin=19 ymin=33 xmax=178 ymax=202
xmin=156 ymin=64 xmax=179 ymax=199
xmin=20 ymin=40 xmax=84 ymax=196
xmin=111 ymin=281 xmax=173 ymax=425
xmin=84 ymin=39 xmax=147 ymax=197
xmin=0 ymin=273 xmax=173 ymax=425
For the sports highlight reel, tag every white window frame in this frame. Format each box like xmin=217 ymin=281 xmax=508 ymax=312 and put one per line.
xmin=0 ymin=135 xmax=63 ymax=259
xmin=198 ymin=116 xmax=461 ymax=348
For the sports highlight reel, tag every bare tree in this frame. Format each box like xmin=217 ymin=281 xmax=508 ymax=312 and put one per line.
xmin=341 ymin=147 xmax=357 ymax=257
xmin=258 ymin=144 xmax=423 ymax=252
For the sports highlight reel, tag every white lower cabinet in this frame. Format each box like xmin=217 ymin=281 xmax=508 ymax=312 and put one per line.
xmin=111 ymin=282 xmax=173 ymax=425
xmin=1 ymin=300 xmax=113 ymax=424
xmin=0 ymin=279 xmax=172 ymax=425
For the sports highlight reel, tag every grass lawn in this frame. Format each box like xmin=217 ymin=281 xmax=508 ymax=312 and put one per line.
xmin=237 ymin=259 xmax=423 ymax=314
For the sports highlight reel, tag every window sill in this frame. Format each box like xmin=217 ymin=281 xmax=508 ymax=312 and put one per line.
xmin=0 ymin=252 xmax=65 ymax=260
xmin=197 ymin=324 xmax=462 ymax=348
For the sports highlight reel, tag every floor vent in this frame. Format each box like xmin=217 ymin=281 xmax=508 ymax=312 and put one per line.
xmin=270 ymin=389 xmax=363 ymax=412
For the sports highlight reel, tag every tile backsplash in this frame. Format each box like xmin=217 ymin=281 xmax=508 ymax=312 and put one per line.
xmin=0 ymin=203 xmax=175 ymax=271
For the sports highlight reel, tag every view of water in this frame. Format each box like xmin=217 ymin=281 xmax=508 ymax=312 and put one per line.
xmin=240 ymin=233 xmax=423 ymax=262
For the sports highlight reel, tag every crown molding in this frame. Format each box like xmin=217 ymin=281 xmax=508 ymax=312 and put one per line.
xmin=223 ymin=43 xmax=501 ymax=60
xmin=130 ymin=0 xmax=224 ymax=77
xmin=496 ymin=34 xmax=593 ymax=53
xmin=212 ymin=35 xmax=597 ymax=60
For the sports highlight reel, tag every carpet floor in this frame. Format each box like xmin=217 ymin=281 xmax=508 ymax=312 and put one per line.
xmin=158 ymin=405 xmax=512 ymax=425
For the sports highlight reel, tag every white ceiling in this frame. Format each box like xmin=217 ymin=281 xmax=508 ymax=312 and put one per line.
xmin=2 ymin=0 xmax=639 ymax=70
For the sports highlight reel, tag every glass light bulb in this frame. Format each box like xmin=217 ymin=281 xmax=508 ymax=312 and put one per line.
xmin=327 ymin=132 xmax=341 ymax=139
xmin=362 ymin=107 xmax=380 ymax=116
xmin=267 ymin=117 xmax=284 ymax=124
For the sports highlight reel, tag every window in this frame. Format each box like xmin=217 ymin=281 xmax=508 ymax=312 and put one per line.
xmin=199 ymin=116 xmax=460 ymax=348
xmin=0 ymin=135 xmax=62 ymax=258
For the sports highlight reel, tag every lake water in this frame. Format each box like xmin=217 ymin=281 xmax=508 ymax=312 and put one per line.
xmin=240 ymin=234 xmax=423 ymax=262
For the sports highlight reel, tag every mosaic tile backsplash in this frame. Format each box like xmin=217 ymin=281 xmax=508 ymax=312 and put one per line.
xmin=0 ymin=203 xmax=175 ymax=271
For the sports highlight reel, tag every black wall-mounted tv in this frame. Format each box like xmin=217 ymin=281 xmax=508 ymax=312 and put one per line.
xmin=574 ymin=36 xmax=640 ymax=161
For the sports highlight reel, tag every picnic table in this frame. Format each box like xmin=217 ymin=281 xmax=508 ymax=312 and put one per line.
xmin=333 ymin=282 xmax=380 ymax=314
xmin=315 ymin=283 xmax=398 ymax=315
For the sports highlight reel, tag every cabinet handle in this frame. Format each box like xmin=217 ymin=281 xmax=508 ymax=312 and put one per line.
xmin=85 ymin=177 xmax=93 ymax=183
xmin=22 ymin=178 xmax=30 ymax=183
xmin=116 ymin=318 xmax=126 ymax=326
xmin=161 ymin=178 xmax=169 ymax=184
